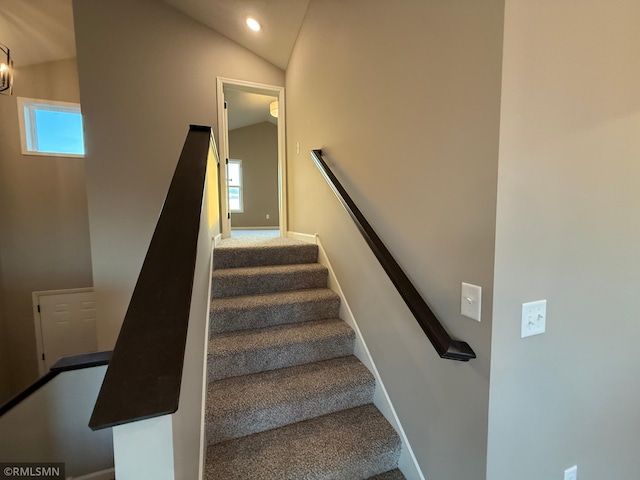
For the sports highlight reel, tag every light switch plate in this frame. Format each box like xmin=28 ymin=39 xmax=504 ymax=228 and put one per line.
xmin=461 ymin=283 xmax=482 ymax=322
xmin=564 ymin=465 xmax=577 ymax=480
xmin=521 ymin=300 xmax=546 ymax=338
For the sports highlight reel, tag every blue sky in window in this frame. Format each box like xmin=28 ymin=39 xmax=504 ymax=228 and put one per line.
xmin=34 ymin=109 xmax=85 ymax=154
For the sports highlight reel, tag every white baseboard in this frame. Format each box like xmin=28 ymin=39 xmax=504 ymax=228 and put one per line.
xmin=287 ymin=231 xmax=425 ymax=480
xmin=213 ymin=234 xmax=222 ymax=246
xmin=230 ymin=226 xmax=279 ymax=230
xmin=286 ymin=231 xmax=318 ymax=244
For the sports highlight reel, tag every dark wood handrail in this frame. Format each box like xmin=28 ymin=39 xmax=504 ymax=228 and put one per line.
xmin=311 ymin=149 xmax=476 ymax=361
xmin=89 ymin=125 xmax=213 ymax=430
xmin=0 ymin=351 xmax=112 ymax=417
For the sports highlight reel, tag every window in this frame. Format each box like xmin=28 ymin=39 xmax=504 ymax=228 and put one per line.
xmin=17 ymin=97 xmax=85 ymax=157
xmin=227 ymin=159 xmax=243 ymax=213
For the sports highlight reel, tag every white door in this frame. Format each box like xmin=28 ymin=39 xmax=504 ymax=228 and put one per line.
xmin=34 ymin=289 xmax=97 ymax=373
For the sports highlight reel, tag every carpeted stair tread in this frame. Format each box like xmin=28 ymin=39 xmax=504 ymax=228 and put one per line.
xmin=368 ymin=469 xmax=406 ymax=479
xmin=204 ymin=404 xmax=401 ymax=480
xmin=206 ymin=240 xmax=404 ymax=478
xmin=214 ymin=241 xmax=318 ymax=269
xmin=208 ymin=318 xmax=355 ymax=381
xmin=211 ymin=263 xmax=328 ymax=298
xmin=206 ymin=356 xmax=375 ymax=444
xmin=210 ymin=288 xmax=341 ymax=334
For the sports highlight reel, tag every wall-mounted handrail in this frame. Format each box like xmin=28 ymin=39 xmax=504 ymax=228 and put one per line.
xmin=89 ymin=125 xmax=213 ymax=430
xmin=311 ymin=149 xmax=475 ymax=361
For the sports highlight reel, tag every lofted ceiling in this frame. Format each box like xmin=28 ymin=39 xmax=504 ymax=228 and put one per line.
xmin=225 ymin=89 xmax=278 ymax=131
xmin=0 ymin=0 xmax=308 ymax=69
xmin=162 ymin=0 xmax=310 ymax=70
xmin=0 ymin=0 xmax=76 ymax=67
xmin=1 ymin=0 xmax=304 ymax=124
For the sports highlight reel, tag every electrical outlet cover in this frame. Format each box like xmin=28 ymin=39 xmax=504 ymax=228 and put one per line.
xmin=521 ymin=300 xmax=546 ymax=338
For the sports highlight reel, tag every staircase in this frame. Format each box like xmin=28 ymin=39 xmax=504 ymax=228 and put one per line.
xmin=204 ymin=237 xmax=405 ymax=480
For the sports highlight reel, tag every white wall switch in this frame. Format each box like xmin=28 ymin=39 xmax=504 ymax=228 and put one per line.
xmin=521 ymin=299 xmax=546 ymax=338
xmin=266 ymin=214 xmax=270 ymax=219
xmin=461 ymin=283 xmax=482 ymax=322
xmin=564 ymin=465 xmax=577 ymax=480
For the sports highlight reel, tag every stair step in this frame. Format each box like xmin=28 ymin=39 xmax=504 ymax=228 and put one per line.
xmin=204 ymin=404 xmax=401 ymax=480
xmin=368 ymin=469 xmax=406 ymax=480
xmin=206 ymin=356 xmax=375 ymax=444
xmin=211 ymin=263 xmax=328 ymax=298
xmin=214 ymin=241 xmax=318 ymax=269
xmin=210 ymin=288 xmax=341 ymax=334
xmin=208 ymin=318 xmax=355 ymax=381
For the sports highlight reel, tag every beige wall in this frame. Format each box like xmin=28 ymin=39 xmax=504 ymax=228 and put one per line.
xmin=0 ymin=281 xmax=10 ymax=404
xmin=73 ymin=0 xmax=284 ymax=349
xmin=0 ymin=58 xmax=93 ymax=403
xmin=488 ymin=1 xmax=640 ymax=478
xmin=286 ymin=0 xmax=504 ymax=477
xmin=229 ymin=122 xmax=279 ymax=228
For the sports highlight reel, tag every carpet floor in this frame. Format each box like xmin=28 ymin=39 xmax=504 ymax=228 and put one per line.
xmin=205 ymin=238 xmax=405 ymax=479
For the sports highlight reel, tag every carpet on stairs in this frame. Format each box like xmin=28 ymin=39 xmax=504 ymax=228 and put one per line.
xmin=205 ymin=237 xmax=406 ymax=479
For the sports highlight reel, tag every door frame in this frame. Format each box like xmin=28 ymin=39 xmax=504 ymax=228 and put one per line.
xmin=216 ymin=77 xmax=287 ymax=238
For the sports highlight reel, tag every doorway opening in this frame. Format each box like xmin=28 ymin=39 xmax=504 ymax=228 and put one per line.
xmin=216 ymin=78 xmax=286 ymax=239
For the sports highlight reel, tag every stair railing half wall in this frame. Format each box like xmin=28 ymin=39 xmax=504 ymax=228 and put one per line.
xmin=89 ymin=125 xmax=220 ymax=479
xmin=0 ymin=352 xmax=113 ymax=477
xmin=311 ymin=149 xmax=475 ymax=362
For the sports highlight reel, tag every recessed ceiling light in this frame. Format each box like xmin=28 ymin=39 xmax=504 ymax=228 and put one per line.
xmin=246 ymin=17 xmax=261 ymax=32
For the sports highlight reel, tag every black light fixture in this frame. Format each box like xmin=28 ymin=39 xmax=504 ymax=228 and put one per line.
xmin=1 ymin=43 xmax=14 ymax=95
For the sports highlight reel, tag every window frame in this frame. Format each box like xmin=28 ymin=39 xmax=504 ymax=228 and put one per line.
xmin=17 ymin=96 xmax=85 ymax=158
xmin=227 ymin=159 xmax=244 ymax=213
